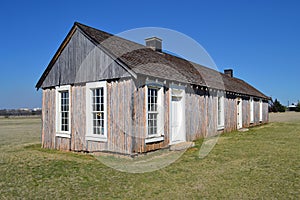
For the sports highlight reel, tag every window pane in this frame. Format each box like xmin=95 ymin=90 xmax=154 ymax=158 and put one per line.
xmin=147 ymin=87 xmax=160 ymax=135
xmin=59 ymin=91 xmax=69 ymax=132
xmin=91 ymin=88 xmax=105 ymax=135
xmin=148 ymin=113 xmax=158 ymax=135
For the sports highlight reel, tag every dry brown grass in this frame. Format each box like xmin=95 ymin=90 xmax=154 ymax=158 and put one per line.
xmin=269 ymin=112 xmax=300 ymax=123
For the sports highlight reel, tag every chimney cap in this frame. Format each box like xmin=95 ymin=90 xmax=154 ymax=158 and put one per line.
xmin=145 ymin=36 xmax=162 ymax=42
xmin=224 ymin=69 xmax=233 ymax=77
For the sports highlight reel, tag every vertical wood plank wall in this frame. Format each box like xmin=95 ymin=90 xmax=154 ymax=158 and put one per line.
xmin=224 ymin=97 xmax=237 ymax=133
xmin=41 ymin=29 xmax=130 ymax=88
xmin=71 ymin=86 xmax=86 ymax=151
xmin=42 ymin=81 xmax=269 ymax=154
xmin=86 ymin=79 xmax=134 ymax=154
xmin=42 ymin=89 xmax=56 ymax=149
xmin=131 ymin=80 xmax=145 ymax=153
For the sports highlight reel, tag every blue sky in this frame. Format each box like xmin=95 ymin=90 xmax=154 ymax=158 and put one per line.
xmin=0 ymin=0 xmax=299 ymax=109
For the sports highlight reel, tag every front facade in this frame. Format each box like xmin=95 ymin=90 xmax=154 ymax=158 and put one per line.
xmin=37 ymin=22 xmax=269 ymax=155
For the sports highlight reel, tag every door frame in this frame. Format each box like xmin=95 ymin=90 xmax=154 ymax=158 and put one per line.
xmin=169 ymin=85 xmax=186 ymax=145
xmin=237 ymin=98 xmax=243 ymax=129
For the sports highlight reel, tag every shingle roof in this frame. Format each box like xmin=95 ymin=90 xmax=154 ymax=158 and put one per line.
xmin=76 ymin=22 xmax=206 ymax=85
xmin=37 ymin=22 xmax=269 ymax=99
xmin=76 ymin=22 xmax=268 ymax=99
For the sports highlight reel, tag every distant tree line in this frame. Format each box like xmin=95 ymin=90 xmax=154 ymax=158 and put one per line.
xmin=296 ymin=102 xmax=300 ymax=112
xmin=269 ymin=99 xmax=286 ymax=112
xmin=269 ymin=98 xmax=300 ymax=112
xmin=0 ymin=109 xmax=41 ymax=117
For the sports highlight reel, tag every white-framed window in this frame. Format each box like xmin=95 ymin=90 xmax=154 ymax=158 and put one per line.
xmin=146 ymin=84 xmax=164 ymax=142
xmin=250 ymin=97 xmax=254 ymax=123
xmin=259 ymin=99 xmax=263 ymax=122
xmin=86 ymin=81 xmax=107 ymax=142
xmin=55 ymin=85 xmax=71 ymax=138
xmin=217 ymin=92 xmax=225 ymax=130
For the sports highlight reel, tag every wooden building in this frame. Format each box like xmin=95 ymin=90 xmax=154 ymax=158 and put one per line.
xmin=36 ymin=22 xmax=269 ymax=155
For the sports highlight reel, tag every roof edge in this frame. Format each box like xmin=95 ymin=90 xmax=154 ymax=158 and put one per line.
xmin=35 ymin=23 xmax=78 ymax=89
xmin=75 ymin=22 xmax=137 ymax=79
xmin=36 ymin=22 xmax=137 ymax=89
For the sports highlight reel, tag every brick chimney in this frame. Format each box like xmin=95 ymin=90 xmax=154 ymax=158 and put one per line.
xmin=145 ymin=37 xmax=162 ymax=52
xmin=224 ymin=69 xmax=233 ymax=77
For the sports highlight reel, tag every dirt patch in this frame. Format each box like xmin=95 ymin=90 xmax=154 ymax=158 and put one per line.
xmin=269 ymin=112 xmax=300 ymax=123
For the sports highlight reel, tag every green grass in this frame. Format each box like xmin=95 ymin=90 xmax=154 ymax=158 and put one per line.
xmin=0 ymin=116 xmax=299 ymax=199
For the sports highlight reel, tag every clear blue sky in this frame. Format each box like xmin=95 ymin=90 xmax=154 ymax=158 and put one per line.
xmin=0 ymin=0 xmax=299 ymax=109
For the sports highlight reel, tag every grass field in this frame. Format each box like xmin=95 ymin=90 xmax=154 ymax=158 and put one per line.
xmin=0 ymin=113 xmax=299 ymax=199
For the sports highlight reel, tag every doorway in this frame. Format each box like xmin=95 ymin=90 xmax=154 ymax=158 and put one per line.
xmin=170 ymin=87 xmax=185 ymax=144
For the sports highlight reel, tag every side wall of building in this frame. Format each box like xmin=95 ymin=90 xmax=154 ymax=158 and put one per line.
xmin=42 ymin=81 xmax=269 ymax=154
xmin=42 ymin=79 xmax=137 ymax=154
xmin=185 ymin=90 xmax=269 ymax=142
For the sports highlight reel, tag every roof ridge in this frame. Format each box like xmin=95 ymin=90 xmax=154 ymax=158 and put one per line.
xmin=73 ymin=22 xmax=268 ymax=99
xmin=74 ymin=21 xmax=113 ymax=37
xmin=75 ymin=22 xmax=146 ymax=49
xmin=36 ymin=22 xmax=268 ymax=99
xmin=75 ymin=22 xmax=221 ymax=74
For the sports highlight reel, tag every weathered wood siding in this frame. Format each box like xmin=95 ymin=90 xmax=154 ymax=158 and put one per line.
xmin=185 ymin=88 xmax=221 ymax=141
xmin=71 ymin=86 xmax=86 ymax=151
xmin=242 ymin=98 xmax=250 ymax=127
xmin=240 ymin=98 xmax=269 ymax=127
xmin=144 ymin=87 xmax=170 ymax=152
xmin=42 ymin=89 xmax=71 ymax=151
xmin=131 ymin=80 xmax=146 ymax=153
xmin=262 ymin=102 xmax=269 ymax=123
xmin=86 ymin=79 xmax=134 ymax=154
xmin=185 ymin=88 xmax=208 ymax=140
xmin=224 ymin=96 xmax=237 ymax=132
xmin=185 ymin=91 xmax=269 ymax=141
xmin=42 ymin=80 xmax=269 ymax=154
xmin=42 ymin=79 xmax=136 ymax=154
xmin=42 ymin=89 xmax=56 ymax=149
xmin=131 ymin=82 xmax=170 ymax=153
xmin=41 ymin=29 xmax=130 ymax=88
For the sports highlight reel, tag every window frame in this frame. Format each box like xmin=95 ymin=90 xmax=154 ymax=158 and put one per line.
xmin=217 ymin=92 xmax=225 ymax=130
xmin=145 ymin=83 xmax=164 ymax=143
xmin=259 ymin=98 xmax=263 ymax=122
xmin=55 ymin=85 xmax=71 ymax=138
xmin=250 ymin=97 xmax=254 ymax=123
xmin=86 ymin=81 xmax=107 ymax=142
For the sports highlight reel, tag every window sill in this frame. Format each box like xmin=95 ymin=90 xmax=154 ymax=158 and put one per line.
xmin=56 ymin=133 xmax=71 ymax=138
xmin=217 ymin=126 xmax=224 ymax=131
xmin=145 ymin=136 xmax=164 ymax=144
xmin=86 ymin=136 xmax=107 ymax=142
